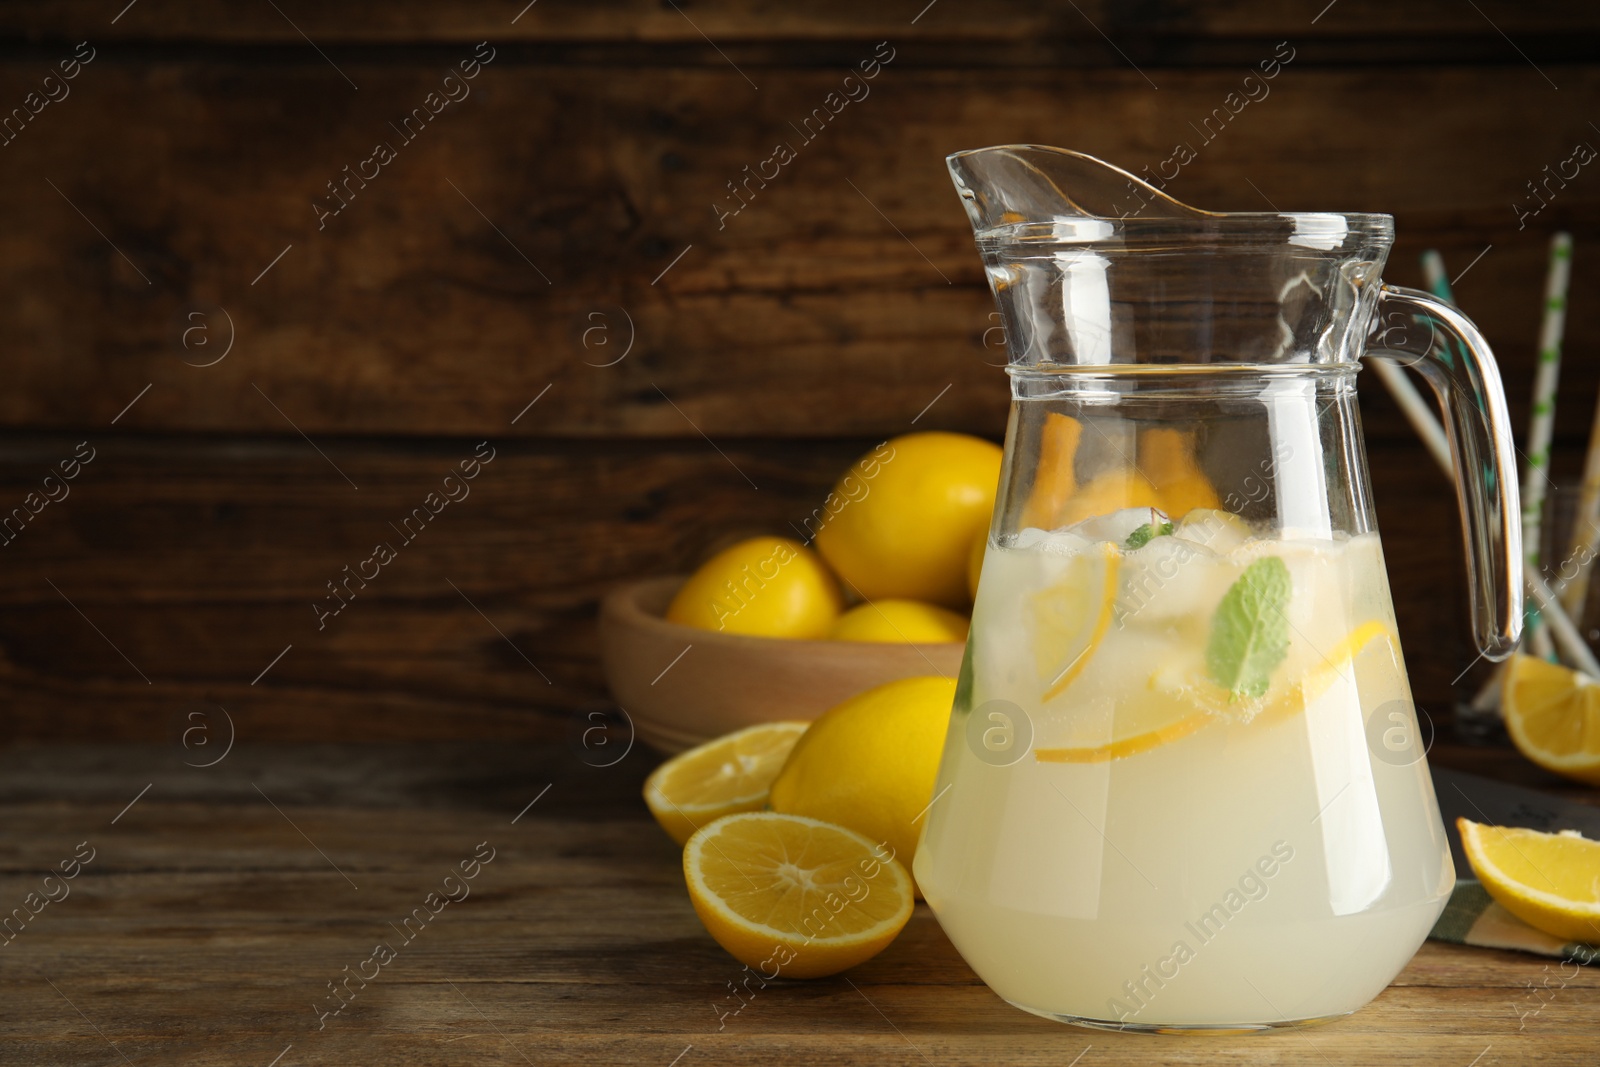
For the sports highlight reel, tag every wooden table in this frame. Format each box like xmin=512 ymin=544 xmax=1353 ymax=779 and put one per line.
xmin=2 ymin=742 xmax=1595 ymax=1065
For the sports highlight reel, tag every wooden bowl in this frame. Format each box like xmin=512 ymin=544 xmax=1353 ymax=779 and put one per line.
xmin=599 ymin=576 xmax=966 ymax=753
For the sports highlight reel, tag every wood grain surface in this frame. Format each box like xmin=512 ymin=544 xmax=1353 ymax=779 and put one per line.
xmin=0 ymin=1 xmax=1598 ymax=741
xmin=0 ymin=63 xmax=1596 ymax=438
xmin=0 ymin=431 xmax=1501 ymax=742
xmin=0 ymin=742 xmax=1594 ymax=1066
xmin=8 ymin=0 xmax=1600 ymax=45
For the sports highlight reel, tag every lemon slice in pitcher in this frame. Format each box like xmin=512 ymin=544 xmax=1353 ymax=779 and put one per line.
xmin=1034 ymin=619 xmax=1400 ymax=763
xmin=1033 ymin=688 xmax=1211 ymax=764
xmin=1031 ymin=541 xmax=1119 ymax=703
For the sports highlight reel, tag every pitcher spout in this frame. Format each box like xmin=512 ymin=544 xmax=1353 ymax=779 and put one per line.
xmin=947 ymin=145 xmax=1209 ymax=234
xmin=947 ymin=145 xmax=1395 ymax=368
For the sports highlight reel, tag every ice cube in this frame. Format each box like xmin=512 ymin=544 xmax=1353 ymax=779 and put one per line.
xmin=1116 ymin=531 xmax=1228 ymax=625
xmin=1071 ymin=506 xmax=1170 ymax=548
xmin=1232 ymin=537 xmax=1351 ymax=637
xmin=1173 ymin=508 xmax=1254 ymax=555
xmin=1004 ymin=527 xmax=1093 ymax=557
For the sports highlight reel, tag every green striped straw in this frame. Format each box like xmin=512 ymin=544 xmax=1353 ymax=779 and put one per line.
xmin=1380 ymin=284 xmax=1600 ymax=703
xmin=1522 ymin=232 xmax=1574 ymax=660
xmin=1360 ymin=249 xmax=1456 ymax=476
xmin=1557 ymin=390 xmax=1600 ymax=618
xmin=1421 ymin=250 xmax=1455 ymax=304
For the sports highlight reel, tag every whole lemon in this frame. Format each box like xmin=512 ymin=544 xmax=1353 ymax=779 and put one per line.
xmin=814 ymin=433 xmax=1002 ymax=609
xmin=666 ymin=537 xmax=842 ymax=638
xmin=829 ymin=600 xmax=969 ymax=644
xmin=768 ymin=675 xmax=957 ymax=869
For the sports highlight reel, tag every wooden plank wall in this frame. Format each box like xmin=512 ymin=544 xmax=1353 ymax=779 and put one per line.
xmin=0 ymin=2 xmax=1597 ymax=741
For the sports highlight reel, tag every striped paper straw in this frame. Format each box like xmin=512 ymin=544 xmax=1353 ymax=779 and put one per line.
xmin=1522 ymin=233 xmax=1574 ymax=659
xmin=1559 ymin=387 xmax=1600 ymax=618
xmin=1366 ymin=250 xmax=1456 ymax=474
xmin=1530 ymin=569 xmax=1600 ymax=678
xmin=1422 ymin=250 xmax=1453 ymax=301
xmin=1371 ymin=359 xmax=1452 ymax=472
xmin=1382 ymin=349 xmax=1599 ymax=692
xmin=1468 ymin=661 xmax=1507 ymax=714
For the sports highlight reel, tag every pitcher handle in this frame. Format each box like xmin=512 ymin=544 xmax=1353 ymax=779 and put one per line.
xmin=1366 ymin=283 xmax=1523 ymax=660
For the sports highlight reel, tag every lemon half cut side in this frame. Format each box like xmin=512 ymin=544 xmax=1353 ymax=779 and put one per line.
xmin=683 ymin=812 xmax=915 ymax=979
xmin=644 ymin=721 xmax=809 ymax=845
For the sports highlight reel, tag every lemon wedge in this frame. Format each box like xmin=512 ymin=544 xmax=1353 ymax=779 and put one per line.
xmin=1138 ymin=426 xmax=1221 ymax=519
xmin=1020 ymin=412 xmax=1084 ymax=529
xmin=1057 ymin=468 xmax=1165 ymax=527
xmin=1502 ymin=654 xmax=1600 ymax=785
xmin=1458 ymin=818 xmax=1600 ymax=943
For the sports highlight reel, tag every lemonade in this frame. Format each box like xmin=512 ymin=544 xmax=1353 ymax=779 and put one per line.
xmin=915 ymin=510 xmax=1455 ymax=1030
xmin=932 ymin=145 xmax=1521 ymax=1031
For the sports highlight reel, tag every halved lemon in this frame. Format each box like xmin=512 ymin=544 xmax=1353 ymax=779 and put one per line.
xmin=1458 ymin=818 xmax=1600 ymax=943
xmin=683 ymin=812 xmax=915 ymax=978
xmin=1033 ymin=541 xmax=1119 ymax=703
xmin=1033 ymin=620 xmax=1399 ymax=764
xmin=1502 ymin=654 xmax=1600 ymax=785
xmin=644 ymin=722 xmax=809 ymax=845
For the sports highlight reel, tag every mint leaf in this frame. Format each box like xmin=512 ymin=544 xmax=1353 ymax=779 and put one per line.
xmin=1206 ymin=557 xmax=1291 ymax=700
xmin=1125 ymin=521 xmax=1174 ymax=550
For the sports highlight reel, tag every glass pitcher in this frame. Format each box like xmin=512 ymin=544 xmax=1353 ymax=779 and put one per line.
xmin=914 ymin=146 xmax=1522 ymax=1033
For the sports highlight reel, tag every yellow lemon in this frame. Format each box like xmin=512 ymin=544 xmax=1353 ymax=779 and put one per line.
xmin=644 ymin=722 xmax=809 ymax=845
xmin=1501 ymin=653 xmax=1600 ymax=785
xmin=683 ymin=812 xmax=915 ymax=979
xmin=814 ymin=433 xmax=1002 ymax=609
xmin=768 ymin=675 xmax=956 ymax=868
xmin=829 ymin=600 xmax=969 ymax=644
xmin=1458 ymin=818 xmax=1600 ymax=943
xmin=666 ymin=536 xmax=841 ymax=638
